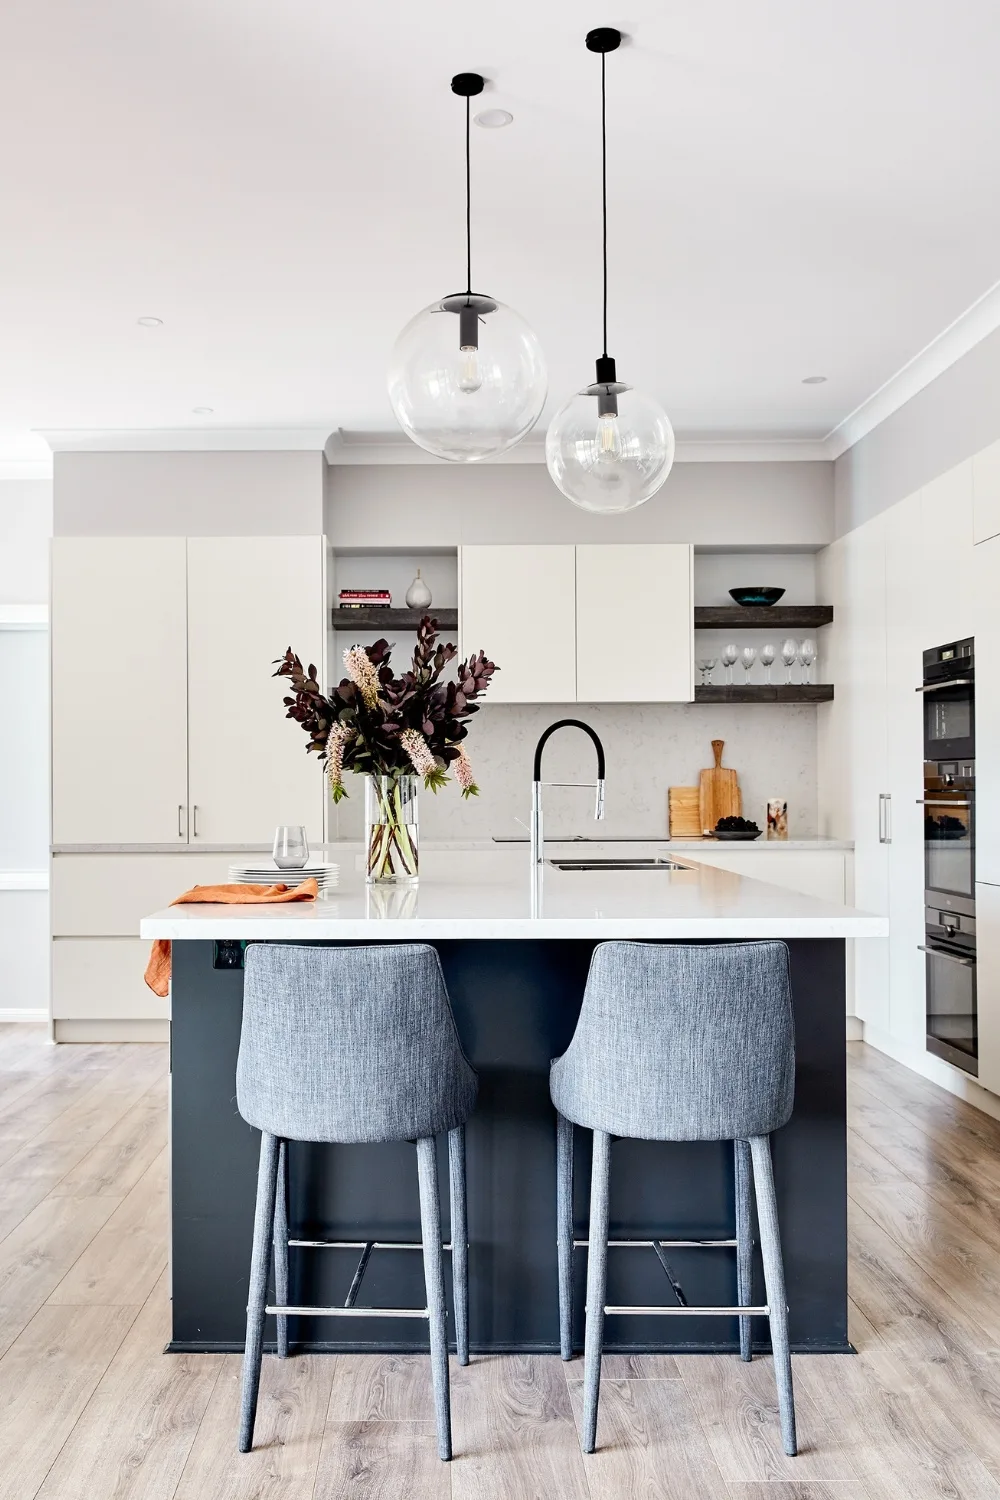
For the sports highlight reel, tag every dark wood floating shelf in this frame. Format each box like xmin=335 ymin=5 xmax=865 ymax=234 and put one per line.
xmin=331 ymin=608 xmax=459 ymax=632
xmin=695 ymin=684 xmax=834 ymax=704
xmin=694 ymin=605 xmax=834 ymax=628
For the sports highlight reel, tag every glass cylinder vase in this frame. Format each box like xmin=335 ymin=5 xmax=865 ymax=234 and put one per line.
xmin=365 ymin=774 xmax=419 ymax=885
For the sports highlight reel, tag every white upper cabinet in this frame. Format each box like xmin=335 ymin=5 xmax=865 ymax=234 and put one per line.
xmin=186 ymin=537 xmax=326 ymax=845
xmin=575 ymin=544 xmax=693 ymax=703
xmin=52 ymin=537 xmax=189 ymax=844
xmin=460 ymin=545 xmax=577 ymax=703
xmin=459 ymin=543 xmax=693 ymax=705
xmin=973 ymin=439 xmax=1000 ymax=545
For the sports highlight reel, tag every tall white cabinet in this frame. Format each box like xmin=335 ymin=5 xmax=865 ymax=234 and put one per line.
xmin=51 ymin=534 xmax=326 ymax=1040
xmin=459 ymin=543 xmax=694 ymax=704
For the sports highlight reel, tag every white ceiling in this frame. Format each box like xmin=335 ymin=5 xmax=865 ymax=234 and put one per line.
xmin=2 ymin=0 xmax=1000 ymax=460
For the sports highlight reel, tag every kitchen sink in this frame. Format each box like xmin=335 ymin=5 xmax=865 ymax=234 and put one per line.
xmin=545 ymin=857 xmax=690 ymax=872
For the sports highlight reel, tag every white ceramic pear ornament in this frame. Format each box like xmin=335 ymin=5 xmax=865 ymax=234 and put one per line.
xmin=405 ymin=569 xmax=432 ymax=610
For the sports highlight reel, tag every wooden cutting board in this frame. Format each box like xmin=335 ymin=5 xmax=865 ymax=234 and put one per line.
xmin=668 ymin=786 xmax=703 ymax=839
xmin=699 ymin=740 xmax=742 ymax=834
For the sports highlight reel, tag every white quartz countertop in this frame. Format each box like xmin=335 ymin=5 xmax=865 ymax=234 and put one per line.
xmin=140 ymin=849 xmax=885 ymax=942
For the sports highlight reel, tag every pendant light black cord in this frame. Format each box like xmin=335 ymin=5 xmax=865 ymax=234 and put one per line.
xmin=601 ymin=50 xmax=608 ymax=358
xmin=465 ymin=94 xmax=472 ymax=295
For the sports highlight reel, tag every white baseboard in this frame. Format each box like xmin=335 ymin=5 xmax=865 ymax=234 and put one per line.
xmin=862 ymin=1022 xmax=1000 ymax=1124
xmin=53 ymin=1019 xmax=168 ymax=1043
xmin=0 ymin=1008 xmax=48 ymax=1022
xmin=846 ymin=1015 xmax=864 ymax=1042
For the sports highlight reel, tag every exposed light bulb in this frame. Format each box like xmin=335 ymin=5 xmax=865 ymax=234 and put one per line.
xmin=458 ymin=344 xmax=483 ymax=394
xmin=597 ymin=411 xmax=623 ymax=458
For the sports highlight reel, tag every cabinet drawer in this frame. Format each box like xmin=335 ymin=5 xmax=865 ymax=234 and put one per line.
xmin=51 ymin=938 xmax=168 ymax=1021
xmin=52 ymin=853 xmax=241 ymax=936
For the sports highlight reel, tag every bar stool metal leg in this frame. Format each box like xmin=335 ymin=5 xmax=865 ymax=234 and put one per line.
xmin=749 ymin=1135 xmax=797 ymax=1457
xmin=734 ymin=1138 xmax=753 ymax=1362
xmin=581 ymin=1128 xmax=611 ymax=1454
xmin=448 ymin=1124 xmax=469 ymax=1367
xmin=557 ymin=1111 xmax=574 ymax=1361
xmin=273 ymin=1139 xmax=289 ymax=1359
xmin=240 ymin=1130 xmax=279 ymax=1452
xmin=417 ymin=1135 xmax=452 ymax=1462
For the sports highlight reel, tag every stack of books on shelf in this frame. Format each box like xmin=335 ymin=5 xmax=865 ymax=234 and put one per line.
xmin=338 ymin=589 xmax=391 ymax=610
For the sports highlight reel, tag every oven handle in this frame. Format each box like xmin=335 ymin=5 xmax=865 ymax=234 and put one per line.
xmin=918 ymin=944 xmax=975 ymax=968
xmin=917 ymin=799 xmax=972 ymax=808
xmin=915 ymin=679 xmax=973 ymax=692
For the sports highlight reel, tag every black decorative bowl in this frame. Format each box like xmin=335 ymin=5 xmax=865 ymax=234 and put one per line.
xmin=729 ymin=587 xmax=785 ymax=607
xmin=714 ymin=830 xmax=763 ymax=841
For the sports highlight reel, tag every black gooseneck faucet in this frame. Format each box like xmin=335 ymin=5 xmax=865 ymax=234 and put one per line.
xmin=530 ymin=719 xmax=607 ymax=868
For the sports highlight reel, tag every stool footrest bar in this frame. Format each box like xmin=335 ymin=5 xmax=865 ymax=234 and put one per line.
xmin=573 ymin=1238 xmax=738 ymax=1249
xmin=265 ymin=1304 xmax=430 ymax=1319
xmin=287 ymin=1239 xmax=452 ymax=1251
xmin=602 ymin=1304 xmax=769 ymax=1316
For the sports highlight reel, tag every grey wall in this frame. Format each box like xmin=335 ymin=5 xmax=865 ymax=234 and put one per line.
xmin=835 ymin=322 xmax=1000 ymax=535
xmin=325 ymin=459 xmax=834 ymax=549
xmin=54 ymin=450 xmax=325 ymax=535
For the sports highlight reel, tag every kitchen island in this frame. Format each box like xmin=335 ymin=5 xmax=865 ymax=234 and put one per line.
xmin=141 ymin=851 xmax=885 ymax=1357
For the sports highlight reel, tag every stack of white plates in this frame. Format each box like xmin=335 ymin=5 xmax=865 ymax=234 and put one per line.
xmin=228 ymin=861 xmax=339 ymax=892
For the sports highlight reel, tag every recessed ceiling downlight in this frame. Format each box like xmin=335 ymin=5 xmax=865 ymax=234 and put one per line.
xmin=192 ymin=407 xmax=214 ymax=415
xmin=802 ymin=374 xmax=827 ymax=384
xmin=137 ymin=316 xmax=163 ymax=327
xmin=475 ymin=108 xmax=513 ymax=128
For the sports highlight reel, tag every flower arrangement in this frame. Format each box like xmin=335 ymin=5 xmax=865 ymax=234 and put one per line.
xmin=274 ymin=617 xmax=498 ymax=882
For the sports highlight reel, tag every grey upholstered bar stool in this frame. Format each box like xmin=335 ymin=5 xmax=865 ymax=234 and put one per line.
xmin=235 ymin=942 xmax=477 ymax=1462
xmin=551 ymin=940 xmax=797 ymax=1457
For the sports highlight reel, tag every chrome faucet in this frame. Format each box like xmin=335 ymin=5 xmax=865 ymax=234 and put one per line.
xmin=531 ymin=719 xmax=606 ymax=868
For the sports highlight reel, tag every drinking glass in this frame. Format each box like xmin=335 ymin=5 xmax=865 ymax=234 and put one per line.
xmin=273 ymin=825 xmax=309 ymax=869
xmin=721 ymin=643 xmax=739 ymax=685
xmin=741 ymin=646 xmax=757 ymax=684
xmin=781 ymin=639 xmax=798 ymax=683
xmin=799 ymin=638 xmax=817 ymax=684
xmin=697 ymin=656 xmax=717 ymax=685
xmin=760 ymin=643 xmax=776 ymax=684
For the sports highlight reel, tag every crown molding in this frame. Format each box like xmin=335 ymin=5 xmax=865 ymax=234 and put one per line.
xmin=41 ymin=427 xmax=333 ymax=454
xmin=326 ymin=428 xmax=834 ymax=466
xmin=824 ymin=275 xmax=1000 ymax=458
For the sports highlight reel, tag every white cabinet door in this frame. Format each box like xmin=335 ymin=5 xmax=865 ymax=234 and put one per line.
xmin=973 ymin=439 xmax=1000 ymax=545
xmin=975 ymin=535 xmax=1000 ymax=886
xmin=187 ymin=537 xmax=326 ymax=845
xmin=976 ymin=881 xmax=1000 ymax=1095
xmin=51 ymin=938 xmax=167 ymax=1021
xmin=575 ymin=544 xmax=693 ymax=703
xmin=841 ymin=518 xmax=892 ymax=1031
xmin=51 ymin=538 xmax=188 ymax=844
xmin=460 ymin=545 xmax=576 ymax=703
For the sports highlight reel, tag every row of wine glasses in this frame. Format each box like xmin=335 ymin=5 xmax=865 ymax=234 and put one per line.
xmin=697 ymin=639 xmax=818 ymax=686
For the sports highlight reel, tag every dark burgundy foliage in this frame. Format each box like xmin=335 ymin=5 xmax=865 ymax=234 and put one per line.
xmin=273 ymin=615 xmax=498 ymax=785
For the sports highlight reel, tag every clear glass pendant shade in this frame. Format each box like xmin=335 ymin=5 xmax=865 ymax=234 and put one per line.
xmin=545 ymin=379 xmax=676 ymax=513
xmin=388 ymin=293 xmax=547 ymax=462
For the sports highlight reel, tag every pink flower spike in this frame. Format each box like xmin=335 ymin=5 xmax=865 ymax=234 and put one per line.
xmin=400 ymin=728 xmax=436 ymax=777
xmin=343 ymin=645 xmax=381 ymax=708
xmin=455 ymin=745 xmax=479 ymax=798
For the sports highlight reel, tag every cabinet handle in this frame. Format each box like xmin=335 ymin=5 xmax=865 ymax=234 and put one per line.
xmin=917 ymin=799 xmax=972 ymax=808
xmin=178 ymin=805 xmax=184 ymax=839
xmin=193 ymin=805 xmax=200 ymax=838
xmin=878 ymin=793 xmax=893 ymax=844
xmin=915 ymin=679 xmax=973 ymax=692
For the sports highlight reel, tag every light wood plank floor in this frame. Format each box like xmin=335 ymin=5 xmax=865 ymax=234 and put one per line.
xmin=3 ymin=1027 xmax=1000 ymax=1497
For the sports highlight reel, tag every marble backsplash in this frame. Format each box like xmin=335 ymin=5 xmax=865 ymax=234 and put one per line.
xmin=330 ymin=702 xmax=818 ymax=843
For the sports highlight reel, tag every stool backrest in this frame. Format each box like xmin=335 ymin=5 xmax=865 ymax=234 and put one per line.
xmin=237 ymin=943 xmax=477 ymax=1144
xmin=552 ymin=941 xmax=794 ymax=1141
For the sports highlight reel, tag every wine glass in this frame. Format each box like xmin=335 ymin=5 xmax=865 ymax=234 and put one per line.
xmin=760 ymin=643 xmax=776 ymax=684
xmin=799 ymin=638 xmax=817 ymax=684
xmin=273 ymin=825 xmax=309 ymax=869
xmin=697 ymin=656 xmax=718 ymax=685
xmin=741 ymin=646 xmax=757 ymax=684
xmin=781 ymin=639 xmax=798 ymax=684
xmin=721 ymin=644 xmax=738 ymax=686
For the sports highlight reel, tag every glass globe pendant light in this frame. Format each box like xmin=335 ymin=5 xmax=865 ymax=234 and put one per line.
xmin=388 ymin=73 xmax=547 ymax=462
xmin=546 ymin=29 xmax=675 ymax=513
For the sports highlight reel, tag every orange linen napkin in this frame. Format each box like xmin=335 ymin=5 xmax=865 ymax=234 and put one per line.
xmin=144 ymin=880 xmax=319 ymax=998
